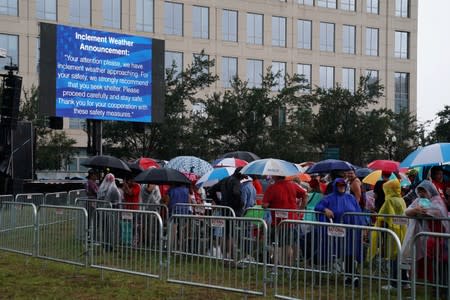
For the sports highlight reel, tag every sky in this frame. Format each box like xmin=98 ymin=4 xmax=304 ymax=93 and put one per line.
xmin=417 ymin=0 xmax=450 ymax=125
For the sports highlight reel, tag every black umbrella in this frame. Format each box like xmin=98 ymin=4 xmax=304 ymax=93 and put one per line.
xmin=134 ymin=168 xmax=191 ymax=185
xmin=220 ymin=151 xmax=260 ymax=162
xmin=81 ymin=155 xmax=131 ymax=172
xmin=306 ymin=159 xmax=354 ymax=174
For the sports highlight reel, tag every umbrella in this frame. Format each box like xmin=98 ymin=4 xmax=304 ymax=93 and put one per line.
xmin=362 ymin=170 xmax=411 ymax=187
xmin=81 ymin=155 xmax=131 ymax=172
xmin=166 ymin=156 xmax=213 ymax=177
xmin=127 ymin=157 xmax=160 ymax=174
xmin=286 ymin=173 xmax=312 ymax=182
xmin=241 ymin=158 xmax=299 ymax=177
xmin=213 ymin=158 xmax=248 ymax=168
xmin=196 ymin=167 xmax=236 ymax=188
xmin=306 ymin=159 xmax=354 ymax=174
xmin=355 ymin=167 xmax=373 ymax=179
xmin=134 ymin=167 xmax=191 ymax=185
xmin=220 ymin=151 xmax=260 ymax=162
xmin=367 ymin=160 xmax=400 ymax=173
xmin=400 ymin=143 xmax=450 ymax=168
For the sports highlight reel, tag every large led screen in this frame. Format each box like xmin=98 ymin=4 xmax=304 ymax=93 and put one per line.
xmin=39 ymin=23 xmax=165 ymax=123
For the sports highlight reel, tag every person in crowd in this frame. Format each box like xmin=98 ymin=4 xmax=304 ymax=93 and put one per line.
xmin=241 ymin=176 xmax=256 ymax=210
xmin=401 ymin=180 xmax=449 ymax=298
xmin=346 ymin=170 xmax=364 ymax=208
xmin=211 ymin=167 xmax=248 ymax=217
xmin=369 ymin=179 xmax=408 ymax=291
xmin=403 ymin=169 xmax=420 ymax=206
xmin=429 ymin=166 xmax=450 ymax=204
xmin=167 ymin=183 xmax=190 ymax=216
xmin=325 ymin=170 xmax=346 ymax=195
xmin=85 ymin=169 xmax=99 ymax=198
xmin=122 ymin=176 xmax=141 ymax=210
xmin=251 ymin=175 xmax=264 ymax=195
xmin=373 ymin=171 xmax=392 ymax=212
xmin=140 ymin=183 xmax=161 ymax=210
xmin=315 ymin=178 xmax=364 ymax=287
xmin=97 ymin=173 xmax=121 ymax=205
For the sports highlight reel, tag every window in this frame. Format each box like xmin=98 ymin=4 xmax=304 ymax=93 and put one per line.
xmin=297 ymin=63 xmax=311 ymax=92
xmin=395 ymin=31 xmax=409 ymax=59
xmin=272 ymin=16 xmax=286 ymax=47
xmin=193 ymin=6 xmax=209 ymax=39
xmin=247 ymin=59 xmax=263 ymax=88
xmin=164 ymin=1 xmax=183 ymax=36
xmin=103 ymin=0 xmax=121 ymax=29
xmin=395 ymin=0 xmax=409 ymax=18
xmin=136 ymin=0 xmax=153 ymax=32
xmin=0 ymin=0 xmax=18 ymax=16
xmin=365 ymin=27 xmax=379 ymax=56
xmin=367 ymin=0 xmax=379 ymax=14
xmin=320 ymin=22 xmax=335 ymax=52
xmin=272 ymin=61 xmax=286 ymax=91
xmin=164 ymin=51 xmax=183 ymax=77
xmin=69 ymin=118 xmax=86 ymax=129
xmin=221 ymin=57 xmax=237 ymax=88
xmin=317 ymin=0 xmax=336 ymax=9
xmin=0 ymin=34 xmax=18 ymax=70
xmin=298 ymin=0 xmax=313 ymax=5
xmin=70 ymin=0 xmax=90 ymax=25
xmin=297 ymin=19 xmax=312 ymax=49
xmin=36 ymin=0 xmax=56 ymax=20
xmin=222 ymin=10 xmax=237 ymax=42
xmin=320 ymin=66 xmax=334 ymax=89
xmin=247 ymin=13 xmax=263 ymax=45
xmin=340 ymin=0 xmax=355 ymax=11
xmin=342 ymin=68 xmax=355 ymax=93
xmin=342 ymin=25 xmax=355 ymax=54
xmin=36 ymin=37 xmax=40 ymax=73
xmin=365 ymin=69 xmax=379 ymax=85
xmin=395 ymin=72 xmax=409 ymax=112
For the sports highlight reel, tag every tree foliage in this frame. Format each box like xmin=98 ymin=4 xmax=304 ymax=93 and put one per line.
xmin=432 ymin=105 xmax=450 ymax=142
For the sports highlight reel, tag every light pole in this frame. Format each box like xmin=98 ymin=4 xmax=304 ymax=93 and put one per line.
xmin=388 ymin=135 xmax=397 ymax=160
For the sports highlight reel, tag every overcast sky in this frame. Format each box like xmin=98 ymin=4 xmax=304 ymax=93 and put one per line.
xmin=417 ymin=0 xmax=450 ymax=125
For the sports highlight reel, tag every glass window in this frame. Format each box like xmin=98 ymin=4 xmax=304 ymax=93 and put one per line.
xmin=103 ymin=0 xmax=121 ymax=29
xmin=297 ymin=19 xmax=312 ymax=50
xmin=136 ymin=0 xmax=153 ymax=32
xmin=247 ymin=13 xmax=263 ymax=45
xmin=164 ymin=1 xmax=183 ymax=36
xmin=395 ymin=31 xmax=409 ymax=59
xmin=164 ymin=51 xmax=183 ymax=77
xmin=36 ymin=37 xmax=39 ymax=73
xmin=247 ymin=59 xmax=263 ymax=88
xmin=365 ymin=69 xmax=379 ymax=85
xmin=69 ymin=118 xmax=86 ymax=129
xmin=320 ymin=22 xmax=335 ymax=52
xmin=395 ymin=0 xmax=409 ymax=18
xmin=0 ymin=0 xmax=18 ymax=16
xmin=0 ymin=34 xmax=18 ymax=70
xmin=395 ymin=72 xmax=409 ymax=112
xmin=272 ymin=16 xmax=286 ymax=47
xmin=222 ymin=9 xmax=237 ymax=42
xmin=193 ymin=6 xmax=209 ymax=39
xmin=365 ymin=27 xmax=379 ymax=56
xmin=272 ymin=61 xmax=286 ymax=91
xmin=342 ymin=25 xmax=355 ymax=54
xmin=36 ymin=0 xmax=56 ymax=20
xmin=297 ymin=63 xmax=311 ymax=93
xmin=367 ymin=0 xmax=379 ymax=14
xmin=221 ymin=57 xmax=237 ymax=88
xmin=320 ymin=66 xmax=334 ymax=89
xmin=70 ymin=0 xmax=90 ymax=25
xmin=297 ymin=0 xmax=313 ymax=5
xmin=340 ymin=0 xmax=355 ymax=11
xmin=317 ymin=0 xmax=336 ymax=9
xmin=342 ymin=68 xmax=355 ymax=93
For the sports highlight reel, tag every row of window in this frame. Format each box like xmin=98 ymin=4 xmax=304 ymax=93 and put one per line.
xmin=165 ymin=51 xmax=409 ymax=113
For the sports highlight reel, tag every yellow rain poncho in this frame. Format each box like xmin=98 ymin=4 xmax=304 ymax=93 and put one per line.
xmin=369 ymin=179 xmax=407 ymax=260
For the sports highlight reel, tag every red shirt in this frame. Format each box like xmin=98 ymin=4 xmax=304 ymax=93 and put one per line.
xmin=252 ymin=179 xmax=264 ymax=195
xmin=124 ymin=183 xmax=141 ymax=210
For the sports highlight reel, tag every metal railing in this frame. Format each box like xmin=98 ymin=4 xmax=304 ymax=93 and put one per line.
xmin=15 ymin=193 xmax=45 ymax=206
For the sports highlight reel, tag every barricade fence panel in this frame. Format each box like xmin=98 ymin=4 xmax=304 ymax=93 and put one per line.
xmin=44 ymin=192 xmax=68 ymax=206
xmin=411 ymin=232 xmax=450 ymax=300
xmin=167 ymin=215 xmax=268 ymax=296
xmin=274 ymin=220 xmax=403 ymax=300
xmin=116 ymin=202 xmax=169 ymax=229
xmin=15 ymin=193 xmax=45 ymax=206
xmin=74 ymin=198 xmax=112 ymax=243
xmin=91 ymin=208 xmax=164 ymax=279
xmin=0 ymin=202 xmax=36 ymax=256
xmin=67 ymin=189 xmax=87 ymax=206
xmin=36 ymin=205 xmax=88 ymax=266
xmin=0 ymin=194 xmax=14 ymax=203
xmin=173 ymin=203 xmax=236 ymax=217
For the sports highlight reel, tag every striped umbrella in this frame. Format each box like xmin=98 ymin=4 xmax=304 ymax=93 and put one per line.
xmin=196 ymin=167 xmax=236 ymax=188
xmin=165 ymin=156 xmax=213 ymax=177
xmin=400 ymin=143 xmax=450 ymax=168
xmin=213 ymin=158 xmax=248 ymax=168
xmin=241 ymin=158 xmax=299 ymax=177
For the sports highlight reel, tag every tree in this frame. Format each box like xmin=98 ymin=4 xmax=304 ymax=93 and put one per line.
xmin=432 ymin=105 xmax=450 ymax=142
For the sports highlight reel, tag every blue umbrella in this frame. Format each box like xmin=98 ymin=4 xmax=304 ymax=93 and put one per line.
xmin=400 ymin=143 xmax=450 ymax=168
xmin=355 ymin=167 xmax=373 ymax=179
xmin=306 ymin=159 xmax=354 ymax=174
xmin=196 ymin=167 xmax=236 ymax=188
xmin=165 ymin=156 xmax=213 ymax=177
xmin=241 ymin=158 xmax=299 ymax=177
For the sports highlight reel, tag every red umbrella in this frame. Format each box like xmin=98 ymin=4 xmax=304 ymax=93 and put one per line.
xmin=367 ymin=160 xmax=400 ymax=173
xmin=138 ymin=157 xmax=160 ymax=170
xmin=213 ymin=157 xmax=248 ymax=168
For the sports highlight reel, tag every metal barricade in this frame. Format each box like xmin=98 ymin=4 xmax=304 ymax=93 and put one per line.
xmin=274 ymin=220 xmax=403 ymax=300
xmin=36 ymin=205 xmax=88 ymax=266
xmin=44 ymin=191 xmax=68 ymax=206
xmin=411 ymin=232 xmax=450 ymax=300
xmin=0 ymin=194 xmax=14 ymax=203
xmin=91 ymin=208 xmax=164 ymax=279
xmin=67 ymin=189 xmax=87 ymax=206
xmin=0 ymin=201 xmax=37 ymax=256
xmin=173 ymin=203 xmax=236 ymax=217
xmin=15 ymin=193 xmax=45 ymax=206
xmin=116 ymin=202 xmax=169 ymax=232
xmin=74 ymin=198 xmax=112 ymax=243
xmin=167 ymin=214 xmax=268 ymax=296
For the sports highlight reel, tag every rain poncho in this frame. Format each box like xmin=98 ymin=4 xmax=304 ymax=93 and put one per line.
xmin=97 ymin=173 xmax=121 ymax=204
xmin=369 ymin=179 xmax=406 ymax=260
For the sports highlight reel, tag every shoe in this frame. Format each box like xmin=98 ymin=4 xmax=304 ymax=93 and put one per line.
xmin=344 ymin=276 xmax=359 ymax=287
xmin=382 ymin=284 xmax=396 ymax=291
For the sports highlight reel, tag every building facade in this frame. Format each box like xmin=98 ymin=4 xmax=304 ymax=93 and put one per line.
xmin=0 ymin=0 xmax=417 ymax=169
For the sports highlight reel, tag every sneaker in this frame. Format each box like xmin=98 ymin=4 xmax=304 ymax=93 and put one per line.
xmin=344 ymin=276 xmax=359 ymax=287
xmin=382 ymin=284 xmax=396 ymax=291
